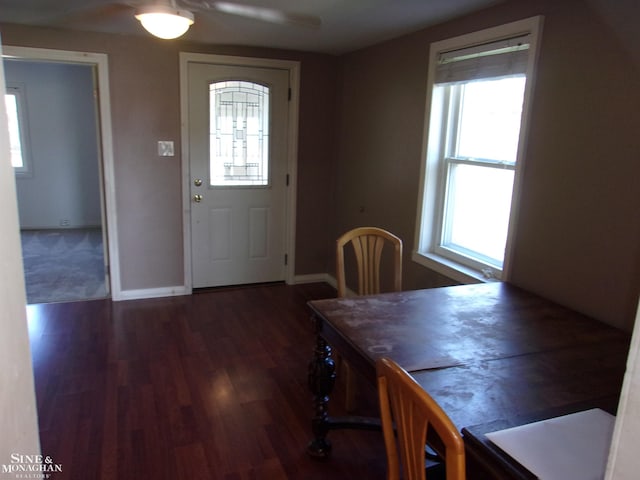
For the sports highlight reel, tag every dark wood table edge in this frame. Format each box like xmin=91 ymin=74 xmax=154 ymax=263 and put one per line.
xmin=461 ymin=396 xmax=620 ymax=479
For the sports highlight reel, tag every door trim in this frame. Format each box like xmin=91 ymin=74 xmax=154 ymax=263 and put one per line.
xmin=2 ymin=45 xmax=121 ymax=300
xmin=179 ymin=52 xmax=300 ymax=292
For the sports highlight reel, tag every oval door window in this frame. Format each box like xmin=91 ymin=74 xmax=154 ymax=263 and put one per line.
xmin=209 ymin=80 xmax=270 ymax=186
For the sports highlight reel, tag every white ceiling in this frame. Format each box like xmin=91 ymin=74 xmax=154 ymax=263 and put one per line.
xmin=0 ymin=0 xmax=506 ymax=55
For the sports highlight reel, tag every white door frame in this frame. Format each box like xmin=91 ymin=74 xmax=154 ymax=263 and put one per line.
xmin=179 ymin=52 xmax=300 ymax=292
xmin=1 ymin=45 xmax=122 ymax=300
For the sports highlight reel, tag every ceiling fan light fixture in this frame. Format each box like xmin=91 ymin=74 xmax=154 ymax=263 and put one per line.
xmin=135 ymin=5 xmax=194 ymax=40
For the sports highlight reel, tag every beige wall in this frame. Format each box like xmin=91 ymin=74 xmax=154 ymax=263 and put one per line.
xmin=0 ymin=23 xmax=340 ymax=290
xmin=607 ymin=298 xmax=640 ymax=478
xmin=508 ymin=2 xmax=640 ymax=331
xmin=0 ymin=45 xmax=40 ymax=464
xmin=333 ymin=0 xmax=640 ymax=331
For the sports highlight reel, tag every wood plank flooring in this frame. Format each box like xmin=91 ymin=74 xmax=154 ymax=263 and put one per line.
xmin=27 ymin=282 xmax=387 ymax=480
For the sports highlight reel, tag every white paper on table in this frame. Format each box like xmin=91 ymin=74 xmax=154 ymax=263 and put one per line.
xmin=485 ymin=408 xmax=615 ymax=480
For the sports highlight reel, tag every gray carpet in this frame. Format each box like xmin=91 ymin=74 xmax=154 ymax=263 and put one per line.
xmin=20 ymin=228 xmax=108 ymax=304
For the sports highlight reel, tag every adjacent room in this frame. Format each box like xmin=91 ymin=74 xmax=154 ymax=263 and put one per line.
xmin=0 ymin=0 xmax=638 ymax=478
xmin=5 ymin=59 xmax=108 ymax=304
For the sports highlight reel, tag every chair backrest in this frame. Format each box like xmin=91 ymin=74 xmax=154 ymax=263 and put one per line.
xmin=376 ymin=357 xmax=466 ymax=480
xmin=336 ymin=227 xmax=402 ymax=298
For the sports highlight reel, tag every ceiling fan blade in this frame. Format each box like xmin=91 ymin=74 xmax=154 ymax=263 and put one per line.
xmin=208 ymin=1 xmax=321 ymax=28
xmin=42 ymin=3 xmax=134 ymax=28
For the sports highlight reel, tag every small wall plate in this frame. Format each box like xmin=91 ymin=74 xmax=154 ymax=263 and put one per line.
xmin=158 ymin=141 xmax=174 ymax=156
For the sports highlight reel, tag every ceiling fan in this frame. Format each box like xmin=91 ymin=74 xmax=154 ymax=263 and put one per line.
xmin=49 ymin=0 xmax=322 ymax=40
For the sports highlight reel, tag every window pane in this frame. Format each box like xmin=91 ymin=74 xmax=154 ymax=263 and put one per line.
xmin=456 ymin=76 xmax=525 ymax=162
xmin=209 ymin=81 xmax=269 ymax=186
xmin=4 ymin=93 xmax=24 ymax=168
xmin=443 ymin=163 xmax=514 ymax=266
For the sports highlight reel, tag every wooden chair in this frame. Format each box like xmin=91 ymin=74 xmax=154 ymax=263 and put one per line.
xmin=336 ymin=227 xmax=402 ymax=410
xmin=336 ymin=226 xmax=402 ymax=298
xmin=376 ymin=357 xmax=466 ymax=480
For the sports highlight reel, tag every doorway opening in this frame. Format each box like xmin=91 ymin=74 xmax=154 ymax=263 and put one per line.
xmin=3 ymin=46 xmax=120 ymax=303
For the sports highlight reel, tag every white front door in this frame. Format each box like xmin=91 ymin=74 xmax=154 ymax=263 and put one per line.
xmin=188 ymin=61 xmax=290 ymax=288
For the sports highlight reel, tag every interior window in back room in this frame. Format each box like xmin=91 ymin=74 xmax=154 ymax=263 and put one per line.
xmin=5 ymin=84 xmax=31 ymax=175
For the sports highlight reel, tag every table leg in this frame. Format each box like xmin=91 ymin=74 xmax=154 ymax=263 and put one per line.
xmin=307 ymin=330 xmax=336 ymax=458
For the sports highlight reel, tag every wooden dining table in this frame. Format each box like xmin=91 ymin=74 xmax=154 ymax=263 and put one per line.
xmin=306 ymin=282 xmax=630 ymax=478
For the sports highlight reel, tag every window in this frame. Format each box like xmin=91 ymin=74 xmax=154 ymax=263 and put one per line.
xmin=414 ymin=17 xmax=542 ymax=282
xmin=4 ymin=84 xmax=31 ymax=175
xmin=209 ymin=80 xmax=270 ymax=186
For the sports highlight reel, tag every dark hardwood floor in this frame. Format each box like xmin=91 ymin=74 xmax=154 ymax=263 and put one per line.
xmin=27 ymin=282 xmax=387 ymax=480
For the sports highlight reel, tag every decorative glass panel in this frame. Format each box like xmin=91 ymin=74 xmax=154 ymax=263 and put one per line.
xmin=209 ymin=81 xmax=269 ymax=186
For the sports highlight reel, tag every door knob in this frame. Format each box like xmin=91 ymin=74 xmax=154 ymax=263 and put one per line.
xmin=194 ymin=178 xmax=203 ymax=187
xmin=193 ymin=194 xmax=203 ymax=203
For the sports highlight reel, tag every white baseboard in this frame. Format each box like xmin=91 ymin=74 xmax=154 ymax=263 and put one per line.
xmin=293 ymin=273 xmax=336 ymax=288
xmin=291 ymin=273 xmax=361 ymax=296
xmin=114 ymin=275 xmax=335 ymax=301
xmin=114 ymin=285 xmax=190 ymax=301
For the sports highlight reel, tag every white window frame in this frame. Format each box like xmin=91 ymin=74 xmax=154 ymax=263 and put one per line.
xmin=413 ymin=16 xmax=543 ymax=283
xmin=5 ymin=83 xmax=32 ymax=176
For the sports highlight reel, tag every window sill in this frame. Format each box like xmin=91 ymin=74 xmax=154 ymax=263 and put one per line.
xmin=411 ymin=250 xmax=498 ymax=285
